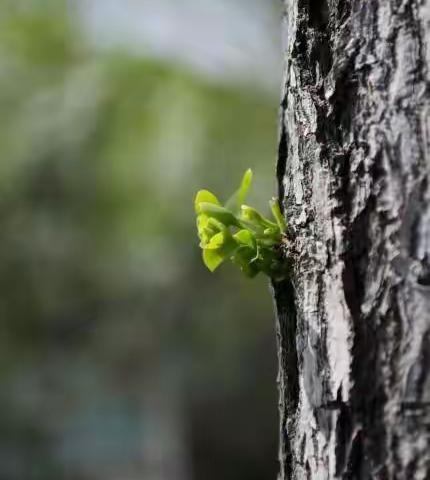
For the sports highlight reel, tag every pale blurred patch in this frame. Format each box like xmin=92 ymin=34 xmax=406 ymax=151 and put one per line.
xmin=74 ymin=0 xmax=282 ymax=91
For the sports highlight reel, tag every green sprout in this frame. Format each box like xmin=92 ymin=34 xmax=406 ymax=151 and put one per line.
xmin=194 ymin=169 xmax=289 ymax=280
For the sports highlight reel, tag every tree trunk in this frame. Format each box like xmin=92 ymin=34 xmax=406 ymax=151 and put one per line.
xmin=273 ymin=0 xmax=430 ymax=478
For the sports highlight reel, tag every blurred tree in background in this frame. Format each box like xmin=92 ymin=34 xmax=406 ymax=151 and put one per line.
xmin=0 ymin=1 xmax=280 ymax=479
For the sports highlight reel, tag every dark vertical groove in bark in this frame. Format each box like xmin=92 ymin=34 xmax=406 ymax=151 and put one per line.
xmin=277 ymin=115 xmax=289 ymax=214
xmin=271 ymin=279 xmax=299 ymax=480
xmin=274 ymin=0 xmax=430 ymax=477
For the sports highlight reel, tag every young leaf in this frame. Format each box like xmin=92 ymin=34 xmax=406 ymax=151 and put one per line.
xmin=225 ymin=168 xmax=253 ymax=213
xmin=203 ymin=248 xmax=225 ymax=272
xmin=197 ymin=203 xmax=240 ymax=227
xmin=205 ymin=231 xmax=226 ymax=249
xmin=196 ymin=215 xmax=215 ymax=247
xmin=233 ymin=229 xmax=256 ymax=249
xmin=207 ymin=217 xmax=227 ymax=232
xmin=194 ymin=189 xmax=221 ymax=213
xmin=240 ymin=205 xmax=276 ymax=230
xmin=269 ymin=198 xmax=287 ymax=232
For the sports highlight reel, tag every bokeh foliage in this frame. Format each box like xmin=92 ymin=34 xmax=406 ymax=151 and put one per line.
xmin=0 ymin=2 xmax=279 ymax=479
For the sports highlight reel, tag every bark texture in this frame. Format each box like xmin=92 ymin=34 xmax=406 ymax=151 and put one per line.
xmin=274 ymin=0 xmax=430 ymax=478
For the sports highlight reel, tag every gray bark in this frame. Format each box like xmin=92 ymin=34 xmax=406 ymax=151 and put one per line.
xmin=274 ymin=0 xmax=430 ymax=478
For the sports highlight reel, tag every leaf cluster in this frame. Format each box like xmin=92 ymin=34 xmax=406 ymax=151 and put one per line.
xmin=194 ymin=169 xmax=289 ymax=280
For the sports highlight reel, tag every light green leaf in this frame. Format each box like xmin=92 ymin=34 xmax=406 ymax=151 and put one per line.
xmin=194 ymin=189 xmax=221 ymax=213
xmin=207 ymin=217 xmax=226 ymax=232
xmin=225 ymin=168 xmax=253 ymax=212
xmin=196 ymin=215 xmax=214 ymax=246
xmin=197 ymin=202 xmax=240 ymax=227
xmin=240 ymin=205 xmax=276 ymax=230
xmin=206 ymin=231 xmax=225 ymax=249
xmin=196 ymin=214 xmax=209 ymax=231
xmin=196 ymin=214 xmax=226 ymax=245
xmin=203 ymin=248 xmax=225 ymax=272
xmin=270 ymin=198 xmax=287 ymax=232
xmin=210 ymin=230 xmax=239 ymax=254
xmin=233 ymin=229 xmax=256 ymax=249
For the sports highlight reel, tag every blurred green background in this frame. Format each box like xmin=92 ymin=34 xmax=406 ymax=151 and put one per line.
xmin=0 ymin=1 xmax=282 ymax=479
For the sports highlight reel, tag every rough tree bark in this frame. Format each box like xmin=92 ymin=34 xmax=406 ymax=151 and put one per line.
xmin=273 ymin=0 xmax=430 ymax=478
